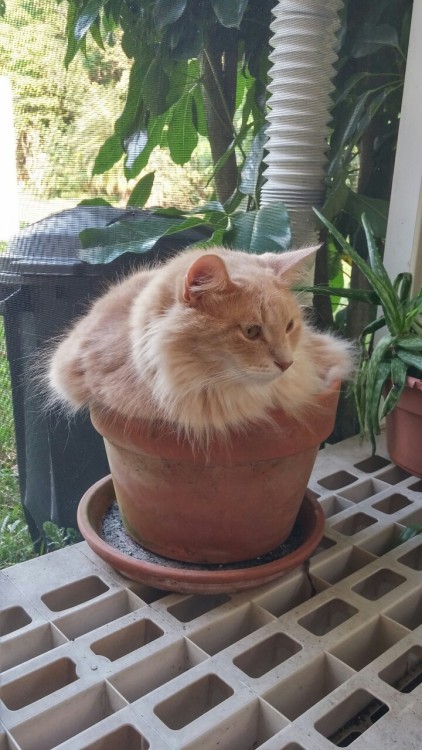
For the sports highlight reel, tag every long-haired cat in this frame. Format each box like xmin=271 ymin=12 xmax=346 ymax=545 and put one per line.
xmin=48 ymin=246 xmax=353 ymax=442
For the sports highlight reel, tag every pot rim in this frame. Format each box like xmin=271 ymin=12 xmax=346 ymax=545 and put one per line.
xmin=77 ymin=475 xmax=325 ymax=593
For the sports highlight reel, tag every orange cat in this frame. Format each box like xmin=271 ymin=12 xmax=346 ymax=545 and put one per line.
xmin=48 ymin=246 xmax=353 ymax=441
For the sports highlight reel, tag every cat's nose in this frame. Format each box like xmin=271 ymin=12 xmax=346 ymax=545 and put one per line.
xmin=274 ymin=359 xmax=292 ymax=372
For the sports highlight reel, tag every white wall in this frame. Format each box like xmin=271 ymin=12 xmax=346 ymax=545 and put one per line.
xmin=384 ymin=0 xmax=422 ymax=291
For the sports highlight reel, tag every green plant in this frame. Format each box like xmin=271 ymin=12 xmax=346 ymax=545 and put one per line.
xmin=314 ymin=208 xmax=422 ymax=453
xmin=42 ymin=521 xmax=80 ymax=552
xmin=0 ymin=511 xmax=36 ymax=568
xmin=77 ymin=199 xmax=291 ymax=262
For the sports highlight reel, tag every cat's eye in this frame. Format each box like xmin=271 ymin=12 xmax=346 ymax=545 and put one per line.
xmin=286 ymin=319 xmax=294 ymax=333
xmin=243 ymin=324 xmax=262 ymax=340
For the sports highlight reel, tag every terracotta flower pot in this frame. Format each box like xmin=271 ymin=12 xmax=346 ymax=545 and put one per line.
xmin=386 ymin=376 xmax=422 ymax=478
xmin=89 ymin=381 xmax=340 ymax=564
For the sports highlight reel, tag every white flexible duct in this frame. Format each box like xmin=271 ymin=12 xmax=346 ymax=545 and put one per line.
xmin=261 ymin=0 xmax=343 ymax=246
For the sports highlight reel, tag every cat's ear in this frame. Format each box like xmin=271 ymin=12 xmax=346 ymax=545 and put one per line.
xmin=183 ymin=254 xmax=235 ymax=304
xmin=259 ymin=245 xmax=320 ymax=279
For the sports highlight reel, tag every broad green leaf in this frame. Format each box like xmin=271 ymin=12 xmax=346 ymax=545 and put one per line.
xmin=143 ymin=58 xmax=170 ymax=117
xmin=329 ymin=88 xmax=392 ymax=179
xmin=0 ymin=1 xmax=5 ymax=17
xmin=351 ymin=23 xmax=400 ymax=58
xmin=115 ymin=56 xmax=148 ymax=140
xmin=211 ymin=0 xmax=248 ymax=28
xmin=167 ymin=91 xmax=198 ymax=165
xmin=78 ymin=198 xmax=113 ymax=207
xmin=154 ymin=0 xmax=187 ymax=31
xmin=127 ymin=172 xmax=155 ymax=208
xmin=191 ymin=85 xmax=208 ymax=137
xmin=345 ymin=192 xmax=389 ymax=239
xmin=109 ymin=0 xmax=123 ymax=24
xmin=334 ymin=72 xmax=372 ymax=106
xmin=328 ymin=90 xmax=374 ymax=178
xmin=125 ymin=111 xmax=170 ymax=179
xmin=90 ymin=17 xmax=105 ymax=49
xmin=74 ymin=0 xmax=105 ymax=41
xmin=165 ymin=60 xmax=189 ymax=107
xmin=79 ymin=215 xmax=186 ymax=262
xmin=226 ymin=203 xmax=291 ymax=253
xmin=93 ymin=134 xmax=123 ymax=175
xmin=65 ymin=3 xmax=82 ymax=67
xmin=124 ymin=129 xmax=148 ymax=170
xmin=322 ymin=180 xmax=349 ymax=221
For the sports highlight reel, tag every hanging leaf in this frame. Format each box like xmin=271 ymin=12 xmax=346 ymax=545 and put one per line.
xmin=154 ymin=0 xmax=187 ymax=31
xmin=226 ymin=203 xmax=291 ymax=253
xmin=168 ymin=91 xmax=198 ymax=165
xmin=114 ymin=56 xmax=148 ymax=140
xmin=125 ymin=111 xmax=170 ymax=179
xmin=93 ymin=134 xmax=123 ymax=175
xmin=127 ymin=172 xmax=155 ymax=208
xmin=143 ymin=57 xmax=170 ymax=116
xmin=211 ymin=0 xmax=248 ymax=28
xmin=351 ymin=23 xmax=400 ymax=58
xmin=124 ymin=129 xmax=148 ymax=170
xmin=191 ymin=84 xmax=208 ymax=137
xmin=74 ymin=0 xmax=105 ymax=41
xmin=90 ymin=17 xmax=105 ymax=49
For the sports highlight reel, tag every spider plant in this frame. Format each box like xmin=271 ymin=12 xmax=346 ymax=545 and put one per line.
xmin=313 ymin=208 xmax=422 ymax=453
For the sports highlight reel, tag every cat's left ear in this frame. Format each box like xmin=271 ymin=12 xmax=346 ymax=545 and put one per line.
xmin=259 ymin=245 xmax=320 ymax=278
xmin=183 ymin=254 xmax=236 ymax=304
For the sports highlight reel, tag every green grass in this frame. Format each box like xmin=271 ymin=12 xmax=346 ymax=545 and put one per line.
xmin=0 ymin=318 xmax=37 ymax=568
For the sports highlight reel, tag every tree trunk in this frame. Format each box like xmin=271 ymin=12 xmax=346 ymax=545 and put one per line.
xmin=200 ymin=28 xmax=239 ymax=204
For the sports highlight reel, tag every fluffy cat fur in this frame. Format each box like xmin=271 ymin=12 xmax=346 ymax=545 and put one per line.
xmin=48 ymin=246 xmax=353 ymax=442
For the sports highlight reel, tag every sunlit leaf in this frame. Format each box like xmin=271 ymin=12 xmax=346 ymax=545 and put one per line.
xmin=74 ymin=0 xmax=104 ymax=41
xmin=168 ymin=91 xmax=198 ymax=165
xmin=226 ymin=203 xmax=291 ymax=253
xmin=92 ymin=134 xmax=123 ymax=175
xmin=124 ymin=129 xmax=148 ymax=170
xmin=127 ymin=172 xmax=155 ymax=208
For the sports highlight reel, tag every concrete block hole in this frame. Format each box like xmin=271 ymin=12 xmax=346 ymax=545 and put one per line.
xmin=154 ymin=673 xmax=234 ymax=730
xmin=315 ymin=688 xmax=389 ymax=747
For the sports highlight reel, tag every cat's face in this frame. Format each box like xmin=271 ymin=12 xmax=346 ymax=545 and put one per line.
xmin=149 ymin=251 xmax=312 ymax=392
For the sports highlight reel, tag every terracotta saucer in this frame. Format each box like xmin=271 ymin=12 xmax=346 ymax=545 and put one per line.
xmin=77 ymin=475 xmax=325 ymax=594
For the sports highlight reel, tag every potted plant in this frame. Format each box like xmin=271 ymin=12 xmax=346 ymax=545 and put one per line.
xmin=314 ymin=209 xmax=422 ymax=477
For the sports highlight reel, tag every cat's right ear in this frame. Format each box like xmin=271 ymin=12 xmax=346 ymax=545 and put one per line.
xmin=183 ymin=254 xmax=235 ymax=304
xmin=259 ymin=245 xmax=320 ymax=278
